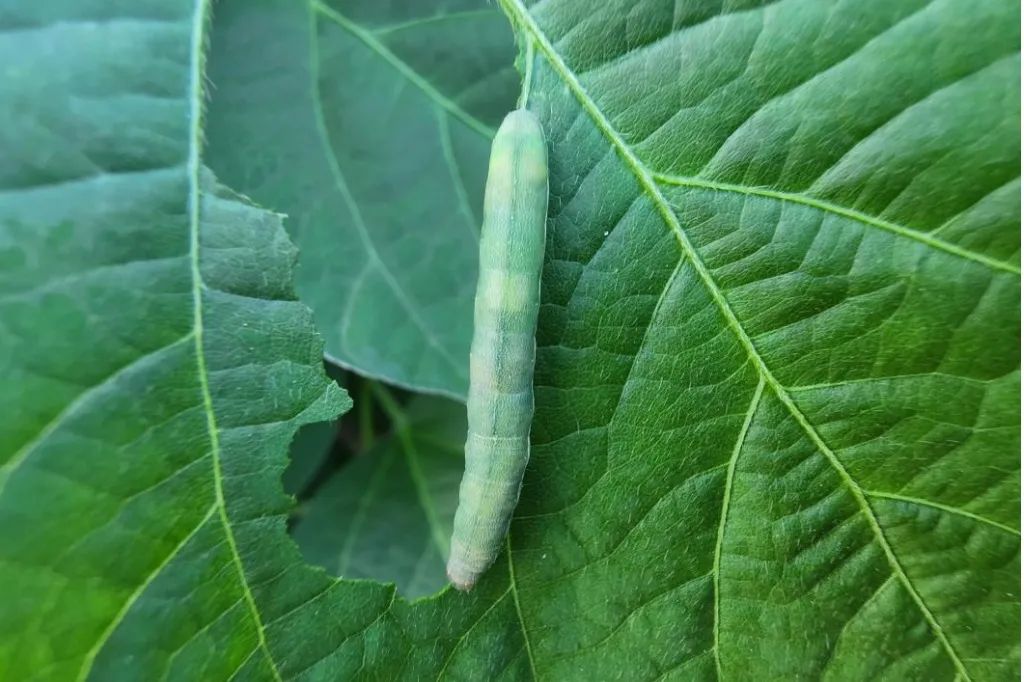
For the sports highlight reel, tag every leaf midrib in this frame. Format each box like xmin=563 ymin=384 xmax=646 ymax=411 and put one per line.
xmin=186 ymin=0 xmax=283 ymax=679
xmin=72 ymin=2 xmax=285 ymax=679
xmin=500 ymin=0 xmax=976 ymax=678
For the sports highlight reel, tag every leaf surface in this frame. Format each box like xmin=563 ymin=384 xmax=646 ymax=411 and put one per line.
xmin=499 ymin=0 xmax=1020 ymax=678
xmin=0 ymin=2 xmax=349 ymax=679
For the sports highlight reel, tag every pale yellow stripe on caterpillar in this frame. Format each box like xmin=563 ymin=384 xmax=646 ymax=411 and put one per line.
xmin=477 ymin=269 xmax=538 ymax=314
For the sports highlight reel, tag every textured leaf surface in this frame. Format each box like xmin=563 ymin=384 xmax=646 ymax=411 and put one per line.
xmin=0 ymin=2 xmax=350 ymax=679
xmin=206 ymin=0 xmax=519 ymax=398
xmin=293 ymin=394 xmax=464 ymax=598
xmin=498 ymin=0 xmax=1020 ymax=678
xmin=3 ymin=0 xmax=1019 ymax=680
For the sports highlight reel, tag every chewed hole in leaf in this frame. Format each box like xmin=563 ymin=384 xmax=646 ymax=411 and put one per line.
xmin=286 ymin=375 xmax=466 ymax=599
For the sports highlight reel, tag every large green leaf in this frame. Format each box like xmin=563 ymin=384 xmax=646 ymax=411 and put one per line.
xmin=206 ymin=0 xmax=519 ymax=399
xmin=0 ymin=2 xmax=349 ymax=679
xmin=3 ymin=0 xmax=1019 ymax=680
xmin=293 ymin=392 xmax=465 ymax=598
xmin=499 ymin=0 xmax=1019 ymax=678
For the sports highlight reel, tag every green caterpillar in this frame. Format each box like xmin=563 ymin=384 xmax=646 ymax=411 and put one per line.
xmin=447 ymin=109 xmax=548 ymax=591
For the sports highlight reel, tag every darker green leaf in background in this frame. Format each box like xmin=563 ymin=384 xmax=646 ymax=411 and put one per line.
xmin=292 ymin=393 xmax=465 ymax=598
xmin=206 ymin=0 xmax=519 ymax=399
xmin=283 ymin=419 xmax=337 ymax=497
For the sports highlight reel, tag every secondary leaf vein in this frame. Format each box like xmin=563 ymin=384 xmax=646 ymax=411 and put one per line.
xmin=0 ymin=332 xmax=195 ymax=497
xmin=312 ymin=1 xmax=494 ymax=138
xmin=864 ymin=489 xmax=1020 ymax=536
xmin=76 ymin=502 xmax=218 ymax=682
xmin=308 ymin=3 xmax=467 ymax=380
xmin=506 ymin=534 xmax=539 ymax=680
xmin=652 ymin=172 xmax=1020 ymax=275
xmin=436 ymin=105 xmax=481 ymax=238
xmin=712 ymin=377 xmax=764 ymax=679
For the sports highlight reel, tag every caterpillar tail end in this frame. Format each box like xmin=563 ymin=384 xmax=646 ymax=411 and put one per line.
xmin=446 ymin=557 xmax=478 ymax=592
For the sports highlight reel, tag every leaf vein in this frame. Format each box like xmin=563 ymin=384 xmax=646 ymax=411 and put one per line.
xmin=0 ymin=331 xmax=195 ymax=497
xmin=506 ymin=535 xmax=539 ymax=681
xmin=372 ymin=384 xmax=450 ymax=557
xmin=652 ymin=173 xmax=1020 ymax=275
xmin=308 ymin=4 xmax=467 ymax=380
xmin=372 ymin=8 xmax=497 ymax=37
xmin=434 ymin=586 xmax=513 ymax=681
xmin=76 ymin=502 xmax=218 ymax=681
xmin=435 ymin=105 xmax=481 ymax=238
xmin=312 ymin=1 xmax=494 ymax=138
xmin=712 ymin=377 xmax=764 ymax=679
xmin=161 ymin=592 xmax=247 ymax=681
xmin=864 ymin=489 xmax=1020 ymax=536
xmin=186 ymin=0 xmax=281 ymax=677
